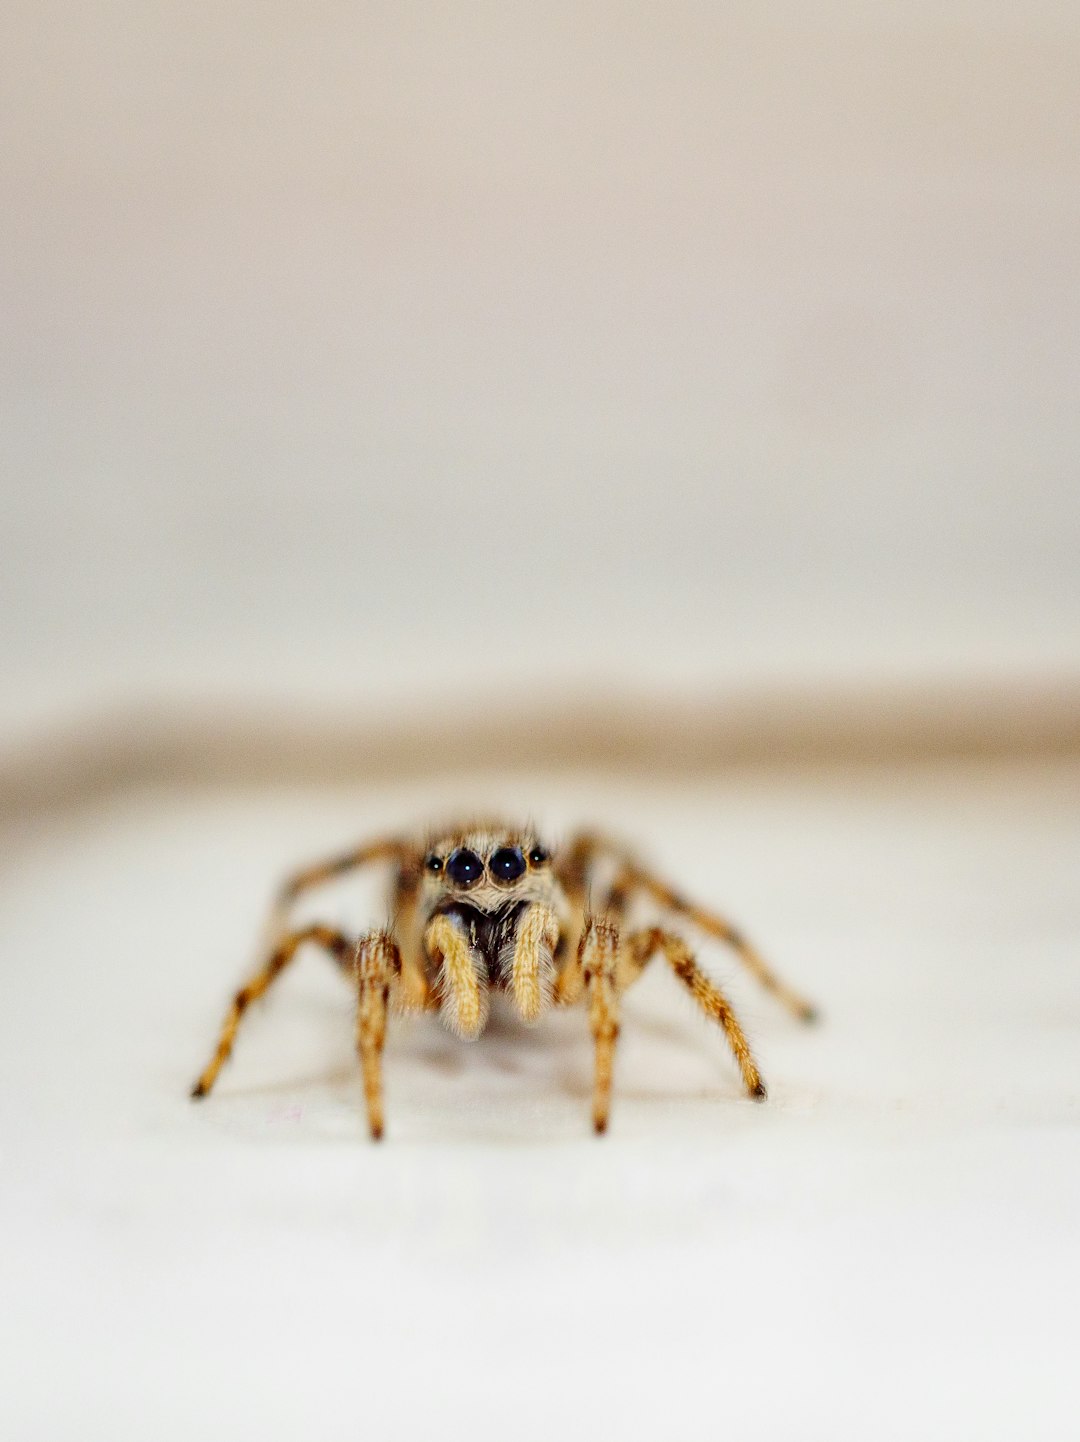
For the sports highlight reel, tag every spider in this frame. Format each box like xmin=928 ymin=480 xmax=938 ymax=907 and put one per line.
xmin=191 ymin=821 xmax=816 ymax=1138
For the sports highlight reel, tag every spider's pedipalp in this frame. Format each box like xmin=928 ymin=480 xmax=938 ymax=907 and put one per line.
xmin=499 ymin=901 xmax=559 ymax=1021
xmin=424 ymin=910 xmax=489 ymax=1038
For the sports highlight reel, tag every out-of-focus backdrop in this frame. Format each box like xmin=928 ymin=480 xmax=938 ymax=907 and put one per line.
xmin=4 ymin=1 xmax=1078 ymax=752
xmin=3 ymin=9 xmax=1079 ymax=1442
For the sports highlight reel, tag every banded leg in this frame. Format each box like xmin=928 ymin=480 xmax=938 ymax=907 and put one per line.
xmin=191 ymin=923 xmax=354 ymax=1098
xmin=553 ymin=939 xmax=584 ymax=1007
xmin=559 ymin=829 xmax=630 ymax=894
xmin=258 ymin=835 xmax=415 ymax=948
xmin=353 ymin=930 xmax=402 ymax=1141
xmin=424 ymin=912 xmax=488 ymax=1039
xmin=623 ymin=926 xmax=766 ymax=1100
xmin=554 ymin=830 xmax=633 ymax=1004
xmin=277 ymin=836 xmax=414 ymax=905
xmin=580 ymin=917 xmax=621 ymax=1134
xmin=393 ymin=951 xmax=439 ymax=1014
xmin=562 ymin=831 xmax=815 ymax=1022
xmin=553 ymin=923 xmax=585 ymax=1006
xmin=553 ymin=836 xmax=614 ymax=1008
xmin=388 ymin=872 xmax=435 ymax=1013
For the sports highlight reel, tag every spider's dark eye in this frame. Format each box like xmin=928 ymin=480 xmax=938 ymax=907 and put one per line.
xmin=490 ymin=846 xmax=526 ymax=884
xmin=446 ymin=848 xmax=483 ymax=887
xmin=527 ymin=845 xmax=549 ymax=866
xmin=424 ymin=854 xmax=443 ymax=874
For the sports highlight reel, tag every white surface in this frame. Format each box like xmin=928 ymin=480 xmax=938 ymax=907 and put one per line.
xmin=2 ymin=762 xmax=1078 ymax=1439
xmin=4 ymin=3 xmax=1080 ymax=739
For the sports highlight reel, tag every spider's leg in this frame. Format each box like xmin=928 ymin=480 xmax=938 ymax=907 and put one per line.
xmin=191 ymin=923 xmax=355 ymax=1098
xmin=580 ymin=916 xmax=621 ymax=1134
xmin=552 ymin=944 xmax=584 ymax=1006
xmin=386 ymin=873 xmax=439 ymax=1014
xmin=553 ymin=873 xmax=628 ymax=1009
xmin=559 ymin=829 xmax=634 ymax=891
xmin=353 ymin=929 xmax=403 ymax=1141
xmin=257 ymin=836 xmax=416 ymax=951
xmin=393 ymin=947 xmax=440 ymax=1014
xmin=552 ymin=830 xmax=629 ymax=1006
xmin=277 ymin=836 xmax=414 ymax=905
xmin=560 ymin=830 xmax=814 ymax=1021
xmin=623 ymin=926 xmax=767 ymax=1100
xmin=619 ymin=863 xmax=815 ymax=1022
xmin=552 ymin=896 xmax=587 ymax=1006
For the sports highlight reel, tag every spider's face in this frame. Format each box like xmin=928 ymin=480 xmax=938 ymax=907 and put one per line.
xmin=418 ymin=826 xmax=562 ymax=919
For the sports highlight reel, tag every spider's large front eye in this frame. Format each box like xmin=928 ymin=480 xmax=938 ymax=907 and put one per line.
xmin=446 ymin=848 xmax=483 ymax=887
xmin=490 ymin=846 xmax=525 ymax=884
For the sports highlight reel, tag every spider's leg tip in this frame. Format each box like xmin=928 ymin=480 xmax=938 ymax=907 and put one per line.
xmin=751 ymin=1081 xmax=768 ymax=1102
xmin=369 ymin=1121 xmax=385 ymax=1142
xmin=798 ymin=1003 xmax=820 ymax=1025
xmin=593 ymin=1115 xmax=609 ymax=1136
xmin=190 ymin=1080 xmax=208 ymax=1100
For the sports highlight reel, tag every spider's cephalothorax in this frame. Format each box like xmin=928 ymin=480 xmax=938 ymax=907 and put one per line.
xmin=192 ymin=820 xmax=816 ymax=1139
xmin=408 ymin=826 xmax=570 ymax=1035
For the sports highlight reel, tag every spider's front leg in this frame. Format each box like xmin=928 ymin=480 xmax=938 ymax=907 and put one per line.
xmin=562 ymin=830 xmax=816 ymax=1022
xmin=191 ymin=923 xmax=356 ymax=1099
xmin=622 ymin=926 xmax=767 ymax=1100
xmin=352 ymin=929 xmax=403 ymax=1141
xmin=258 ymin=835 xmax=415 ymax=957
xmin=579 ymin=916 xmax=621 ymax=1134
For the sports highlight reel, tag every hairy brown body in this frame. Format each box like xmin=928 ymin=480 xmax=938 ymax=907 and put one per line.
xmin=192 ymin=820 xmax=815 ymax=1138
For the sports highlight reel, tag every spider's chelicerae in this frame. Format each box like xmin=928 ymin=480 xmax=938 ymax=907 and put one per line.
xmin=192 ymin=822 xmax=816 ymax=1138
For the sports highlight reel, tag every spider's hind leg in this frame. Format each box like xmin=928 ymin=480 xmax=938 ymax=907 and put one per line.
xmin=614 ymin=862 xmax=815 ymax=1023
xmin=560 ymin=830 xmax=815 ymax=1022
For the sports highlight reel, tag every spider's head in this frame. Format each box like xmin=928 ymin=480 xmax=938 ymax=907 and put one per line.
xmin=418 ymin=825 xmax=559 ymax=917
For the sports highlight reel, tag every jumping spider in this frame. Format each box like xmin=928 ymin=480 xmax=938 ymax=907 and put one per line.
xmin=192 ymin=822 xmax=815 ymax=1137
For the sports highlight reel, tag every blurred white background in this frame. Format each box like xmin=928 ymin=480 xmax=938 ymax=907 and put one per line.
xmin=4 ymin=1 xmax=1078 ymax=738
xmin=3 ymin=8 xmax=1079 ymax=1441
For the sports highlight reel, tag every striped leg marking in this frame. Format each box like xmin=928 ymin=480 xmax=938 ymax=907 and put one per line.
xmin=581 ymin=917 xmax=621 ymax=1134
xmin=623 ymin=926 xmax=767 ymax=1100
xmin=559 ymin=831 xmax=814 ymax=1021
xmin=620 ymin=866 xmax=815 ymax=1022
xmin=191 ymin=923 xmax=354 ymax=1098
xmin=353 ymin=930 xmax=402 ymax=1141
